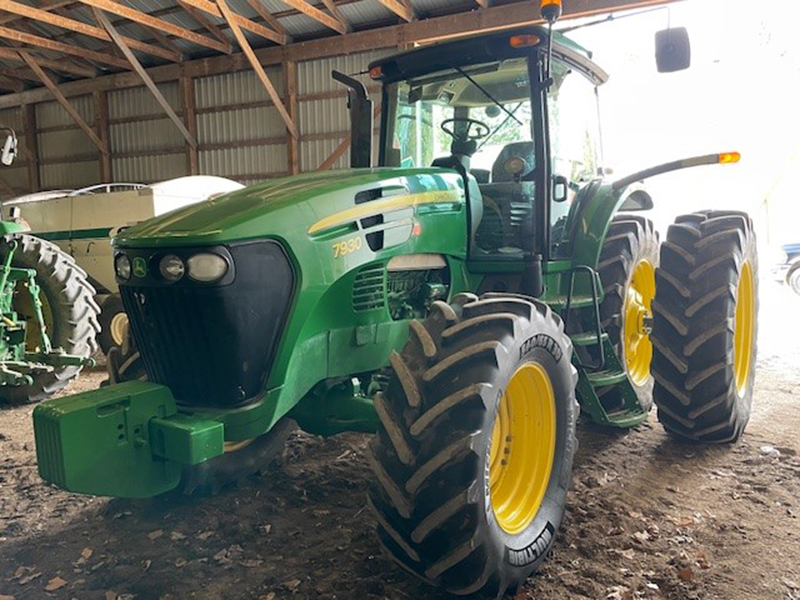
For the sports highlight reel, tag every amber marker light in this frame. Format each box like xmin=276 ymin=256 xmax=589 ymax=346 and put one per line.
xmin=369 ymin=65 xmax=383 ymax=79
xmin=540 ymin=0 xmax=562 ymax=23
xmin=510 ymin=34 xmax=540 ymax=48
xmin=718 ymin=152 xmax=741 ymax=164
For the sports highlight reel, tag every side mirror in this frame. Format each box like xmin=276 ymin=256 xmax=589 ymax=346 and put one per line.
xmin=1 ymin=133 xmax=17 ymax=166
xmin=655 ymin=27 xmax=691 ymax=73
xmin=553 ymin=175 xmax=569 ymax=203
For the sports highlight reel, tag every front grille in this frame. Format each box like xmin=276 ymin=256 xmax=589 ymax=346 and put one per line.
xmin=120 ymin=241 xmax=294 ymax=408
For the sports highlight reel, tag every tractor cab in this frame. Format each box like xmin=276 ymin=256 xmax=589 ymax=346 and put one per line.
xmin=367 ymin=27 xmax=607 ymax=264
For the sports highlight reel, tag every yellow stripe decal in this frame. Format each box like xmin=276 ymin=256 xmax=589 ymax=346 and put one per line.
xmin=307 ymin=190 xmax=462 ymax=235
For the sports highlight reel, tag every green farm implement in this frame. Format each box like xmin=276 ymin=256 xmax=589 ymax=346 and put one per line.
xmin=33 ymin=5 xmax=758 ymax=597
xmin=0 ymin=129 xmax=99 ymax=404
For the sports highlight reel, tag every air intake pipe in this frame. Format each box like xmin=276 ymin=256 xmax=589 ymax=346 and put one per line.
xmin=332 ymin=70 xmax=373 ymax=168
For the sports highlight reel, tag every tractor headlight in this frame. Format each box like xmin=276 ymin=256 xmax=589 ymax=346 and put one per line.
xmin=115 ymin=254 xmax=131 ymax=281
xmin=159 ymin=254 xmax=185 ymax=282
xmin=187 ymin=252 xmax=228 ymax=283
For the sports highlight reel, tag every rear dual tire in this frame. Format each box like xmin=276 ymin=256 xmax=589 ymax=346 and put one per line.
xmin=651 ymin=211 xmax=758 ymax=442
xmin=369 ymin=294 xmax=578 ymax=598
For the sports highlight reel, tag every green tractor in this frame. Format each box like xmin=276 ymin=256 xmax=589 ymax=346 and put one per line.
xmin=32 ymin=6 xmax=758 ymax=597
xmin=0 ymin=128 xmax=99 ymax=404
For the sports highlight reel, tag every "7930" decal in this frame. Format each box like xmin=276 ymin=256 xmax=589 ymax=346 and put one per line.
xmin=332 ymin=236 xmax=363 ymax=258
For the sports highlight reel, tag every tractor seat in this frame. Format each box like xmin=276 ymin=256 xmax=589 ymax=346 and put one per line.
xmin=474 ymin=141 xmax=536 ymax=255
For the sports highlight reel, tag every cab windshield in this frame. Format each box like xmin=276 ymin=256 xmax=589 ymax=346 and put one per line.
xmin=380 ymin=55 xmax=600 ymax=260
xmin=381 ymin=58 xmax=533 ymax=176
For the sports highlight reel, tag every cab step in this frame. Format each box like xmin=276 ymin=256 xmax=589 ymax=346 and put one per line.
xmin=586 ymin=369 xmax=628 ymax=387
xmin=570 ymin=331 xmax=609 ymax=347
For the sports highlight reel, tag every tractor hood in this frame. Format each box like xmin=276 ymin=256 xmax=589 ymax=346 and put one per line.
xmin=114 ymin=167 xmax=461 ymax=248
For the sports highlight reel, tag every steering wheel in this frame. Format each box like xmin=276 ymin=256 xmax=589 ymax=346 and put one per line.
xmin=441 ymin=118 xmax=490 ymax=142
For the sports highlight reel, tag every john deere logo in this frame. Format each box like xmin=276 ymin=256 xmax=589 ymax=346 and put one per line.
xmin=132 ymin=257 xmax=147 ymax=278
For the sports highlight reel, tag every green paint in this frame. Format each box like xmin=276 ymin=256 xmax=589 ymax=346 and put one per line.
xmin=33 ymin=27 xmax=662 ymax=499
xmin=36 ymin=227 xmax=112 ymax=242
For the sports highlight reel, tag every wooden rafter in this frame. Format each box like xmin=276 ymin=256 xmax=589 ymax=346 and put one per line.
xmin=279 ymin=0 xmax=346 ymax=34
xmin=216 ymin=0 xmax=298 ymax=137
xmin=0 ymin=25 xmax=131 ymax=69
xmin=93 ymin=8 xmax=198 ymax=148
xmin=0 ymin=46 xmax=96 ymax=78
xmin=0 ymin=75 xmax=22 ymax=92
xmin=246 ymin=0 xmax=291 ymax=40
xmin=0 ymin=0 xmax=180 ymax=62
xmin=376 ymin=0 xmax=414 ymax=22
xmin=0 ymin=0 xmax=72 ymax=25
xmin=319 ymin=0 xmax=350 ymax=32
xmin=140 ymin=24 xmax=185 ymax=59
xmin=19 ymin=51 xmax=108 ymax=154
xmin=179 ymin=0 xmax=287 ymax=45
xmin=177 ymin=0 xmax=233 ymax=52
xmin=283 ymin=60 xmax=299 ymax=174
xmin=76 ymin=0 xmax=232 ymax=54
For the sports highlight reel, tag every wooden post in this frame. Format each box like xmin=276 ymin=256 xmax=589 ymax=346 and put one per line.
xmin=284 ymin=61 xmax=299 ymax=175
xmin=21 ymin=102 xmax=39 ymax=192
xmin=180 ymin=74 xmax=198 ymax=175
xmin=93 ymin=90 xmax=111 ymax=182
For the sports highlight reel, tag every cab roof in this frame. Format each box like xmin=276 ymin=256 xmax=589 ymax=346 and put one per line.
xmin=369 ymin=26 xmax=608 ymax=87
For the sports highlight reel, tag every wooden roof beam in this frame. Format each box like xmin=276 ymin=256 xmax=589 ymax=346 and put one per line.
xmin=19 ymin=51 xmax=108 ymax=154
xmin=93 ymin=8 xmax=197 ymax=148
xmin=179 ymin=0 xmax=288 ymax=45
xmin=246 ymin=0 xmax=291 ymax=41
xmin=320 ymin=0 xmax=351 ymax=32
xmin=176 ymin=0 xmax=233 ymax=52
xmin=75 ymin=0 xmax=232 ymax=53
xmin=376 ymin=0 xmax=414 ymax=22
xmin=0 ymin=46 xmax=96 ymax=78
xmin=216 ymin=0 xmax=297 ymax=137
xmin=0 ymin=0 xmax=181 ymax=62
xmin=0 ymin=75 xmax=23 ymax=92
xmin=0 ymin=24 xmax=131 ymax=69
xmin=279 ymin=0 xmax=346 ymax=34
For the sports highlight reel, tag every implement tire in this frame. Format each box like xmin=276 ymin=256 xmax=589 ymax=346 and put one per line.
xmin=787 ymin=261 xmax=800 ymax=296
xmin=107 ymin=328 xmax=293 ymax=494
xmin=651 ymin=211 xmax=758 ymax=442
xmin=368 ymin=294 xmax=578 ymax=597
xmin=0 ymin=234 xmax=100 ymax=404
xmin=597 ymin=214 xmax=659 ymax=410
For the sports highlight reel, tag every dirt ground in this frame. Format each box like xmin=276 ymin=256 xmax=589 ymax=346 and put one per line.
xmin=1 ymin=281 xmax=799 ymax=600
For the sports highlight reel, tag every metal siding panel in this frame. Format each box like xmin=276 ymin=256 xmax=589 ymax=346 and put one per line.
xmin=111 ymin=119 xmax=185 ymax=154
xmin=36 ymin=96 xmax=94 ymax=129
xmin=40 ymin=162 xmax=100 ymax=190
xmin=297 ymin=50 xmax=392 ymax=95
xmin=2 ymin=167 xmax=28 ymax=194
xmin=198 ymin=145 xmax=287 ymax=178
xmin=112 ymin=154 xmax=187 ymax=183
xmin=301 ymin=139 xmax=348 ymax=171
xmin=195 ymin=69 xmax=283 ymax=109
xmin=109 ymin=83 xmax=181 ymax=119
xmin=299 ymin=98 xmax=347 ymax=136
xmin=38 ymin=130 xmax=96 ymax=161
xmin=197 ymin=106 xmax=286 ymax=145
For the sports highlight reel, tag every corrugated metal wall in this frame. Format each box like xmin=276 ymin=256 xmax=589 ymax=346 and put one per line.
xmin=0 ymin=106 xmax=25 ymax=194
xmin=7 ymin=48 xmax=392 ymax=195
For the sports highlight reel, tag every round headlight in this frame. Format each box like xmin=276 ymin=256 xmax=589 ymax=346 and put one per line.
xmin=115 ymin=254 xmax=131 ymax=281
xmin=159 ymin=254 xmax=185 ymax=282
xmin=187 ymin=253 xmax=228 ymax=283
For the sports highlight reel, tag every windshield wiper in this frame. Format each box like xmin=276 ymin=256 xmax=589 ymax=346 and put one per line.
xmin=454 ymin=66 xmax=522 ymax=126
xmin=477 ymin=102 xmax=525 ymax=150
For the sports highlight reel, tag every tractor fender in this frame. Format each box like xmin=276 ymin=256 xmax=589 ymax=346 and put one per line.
xmin=564 ymin=180 xmax=652 ymax=270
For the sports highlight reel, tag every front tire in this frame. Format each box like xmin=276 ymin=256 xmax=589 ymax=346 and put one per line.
xmin=651 ymin=211 xmax=758 ymax=442
xmin=98 ymin=294 xmax=129 ymax=354
xmin=368 ymin=294 xmax=578 ymax=597
xmin=0 ymin=234 xmax=100 ymax=404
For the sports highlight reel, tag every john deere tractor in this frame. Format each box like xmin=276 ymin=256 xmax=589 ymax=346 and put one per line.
xmin=0 ymin=128 xmax=99 ymax=404
xmin=32 ymin=5 xmax=758 ymax=597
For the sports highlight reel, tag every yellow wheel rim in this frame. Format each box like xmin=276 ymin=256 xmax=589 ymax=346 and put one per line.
xmin=489 ymin=363 xmax=556 ymax=535
xmin=734 ymin=261 xmax=755 ymax=396
xmin=623 ymin=260 xmax=656 ymax=386
xmin=110 ymin=312 xmax=129 ymax=347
